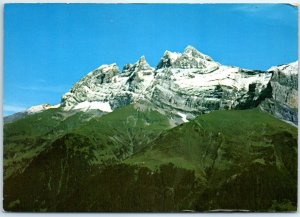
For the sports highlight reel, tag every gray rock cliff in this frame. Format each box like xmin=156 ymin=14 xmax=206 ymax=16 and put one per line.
xmin=260 ymin=61 xmax=298 ymax=125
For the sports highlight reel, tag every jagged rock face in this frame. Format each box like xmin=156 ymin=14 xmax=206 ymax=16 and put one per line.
xmin=144 ymin=47 xmax=272 ymax=122
xmin=260 ymin=62 xmax=298 ymax=125
xmin=157 ymin=46 xmax=219 ymax=73
xmin=59 ymin=45 xmax=297 ymax=125
xmin=144 ymin=68 xmax=272 ymax=121
xmin=61 ymin=57 xmax=154 ymax=111
xmin=269 ymin=62 xmax=298 ymax=109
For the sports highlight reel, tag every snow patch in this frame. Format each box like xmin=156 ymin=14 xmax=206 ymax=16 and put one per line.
xmin=50 ymin=104 xmax=61 ymax=109
xmin=97 ymin=64 xmax=117 ymax=72
xmin=26 ymin=103 xmax=60 ymax=114
xmin=90 ymin=101 xmax=112 ymax=112
xmin=268 ymin=61 xmax=298 ymax=75
xmin=177 ymin=112 xmax=188 ymax=123
xmin=73 ymin=101 xmax=112 ymax=112
xmin=173 ymin=66 xmax=271 ymax=91
xmin=167 ymin=51 xmax=182 ymax=63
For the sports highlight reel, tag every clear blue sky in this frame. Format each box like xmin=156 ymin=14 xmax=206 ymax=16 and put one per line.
xmin=4 ymin=4 xmax=298 ymax=116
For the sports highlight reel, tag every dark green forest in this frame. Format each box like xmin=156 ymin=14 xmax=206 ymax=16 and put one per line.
xmin=3 ymin=106 xmax=298 ymax=212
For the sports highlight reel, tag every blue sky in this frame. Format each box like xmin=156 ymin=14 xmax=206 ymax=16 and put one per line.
xmin=4 ymin=4 xmax=298 ymax=116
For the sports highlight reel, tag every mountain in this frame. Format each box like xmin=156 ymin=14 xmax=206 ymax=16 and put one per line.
xmin=5 ymin=46 xmax=298 ymax=125
xmin=4 ymin=108 xmax=297 ymax=211
xmin=260 ymin=61 xmax=298 ymax=125
xmin=57 ymin=46 xmax=298 ymax=125
xmin=4 ymin=104 xmax=60 ymax=123
xmin=61 ymin=56 xmax=155 ymax=111
xmin=142 ymin=46 xmax=273 ymax=122
xmin=125 ymin=108 xmax=297 ymax=211
xmin=4 ymin=105 xmax=171 ymax=180
xmin=3 ymin=45 xmax=298 ymax=212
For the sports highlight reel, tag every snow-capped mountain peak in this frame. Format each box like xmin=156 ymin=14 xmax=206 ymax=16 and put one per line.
xmin=59 ymin=46 xmax=298 ymax=125
xmin=122 ymin=56 xmax=153 ymax=74
xmin=137 ymin=55 xmax=147 ymax=65
xmin=156 ymin=50 xmax=182 ymax=69
xmin=97 ymin=63 xmax=117 ymax=71
xmin=88 ymin=63 xmax=120 ymax=84
xmin=5 ymin=46 xmax=297 ymax=126
xmin=61 ymin=56 xmax=155 ymax=111
xmin=133 ymin=55 xmax=154 ymax=74
xmin=183 ymin=45 xmax=214 ymax=62
xmin=268 ymin=61 xmax=298 ymax=75
xmin=172 ymin=45 xmax=219 ymax=70
xmin=157 ymin=46 xmax=218 ymax=70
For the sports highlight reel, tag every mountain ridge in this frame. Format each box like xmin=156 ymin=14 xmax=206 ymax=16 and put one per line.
xmin=3 ymin=46 xmax=298 ymax=211
xmin=4 ymin=107 xmax=297 ymax=211
xmin=5 ymin=45 xmax=298 ymax=125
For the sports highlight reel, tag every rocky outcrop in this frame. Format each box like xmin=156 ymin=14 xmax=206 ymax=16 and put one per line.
xmin=260 ymin=61 xmax=298 ymax=125
xmin=60 ymin=46 xmax=274 ymax=122
xmin=143 ymin=46 xmax=272 ymax=122
xmin=61 ymin=56 xmax=154 ymax=111
xmin=21 ymin=45 xmax=295 ymax=125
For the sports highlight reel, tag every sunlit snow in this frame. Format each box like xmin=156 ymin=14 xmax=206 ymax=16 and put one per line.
xmin=73 ymin=101 xmax=112 ymax=112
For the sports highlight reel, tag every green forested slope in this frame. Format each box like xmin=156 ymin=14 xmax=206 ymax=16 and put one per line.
xmin=3 ymin=107 xmax=297 ymax=211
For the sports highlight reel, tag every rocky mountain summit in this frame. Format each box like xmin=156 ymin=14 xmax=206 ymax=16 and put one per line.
xmin=157 ymin=46 xmax=218 ymax=70
xmin=59 ymin=45 xmax=297 ymax=124
xmin=143 ymin=46 xmax=273 ymax=123
xmin=4 ymin=46 xmax=298 ymax=212
xmin=7 ymin=46 xmax=297 ymax=125
xmin=61 ymin=56 xmax=154 ymax=111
